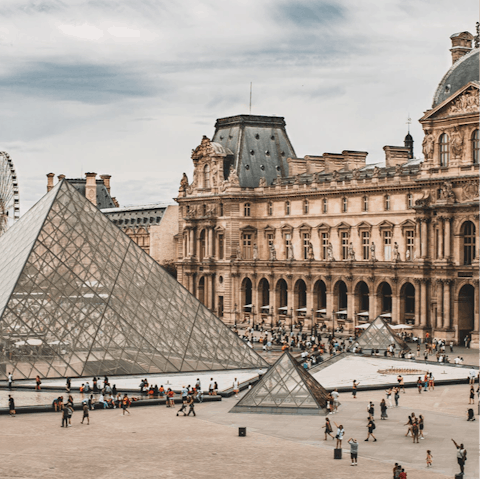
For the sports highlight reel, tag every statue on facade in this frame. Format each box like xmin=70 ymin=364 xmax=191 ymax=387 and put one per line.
xmin=348 ymin=242 xmax=356 ymax=261
xmin=395 ymin=164 xmax=403 ymax=176
xmin=269 ymin=243 xmax=277 ymax=261
xmin=332 ymin=170 xmax=339 ymax=180
xmin=440 ymin=181 xmax=456 ymax=201
xmin=372 ymin=166 xmax=380 ymax=178
xmin=352 ymin=169 xmax=360 ymax=180
xmin=450 ymin=127 xmax=464 ymax=158
xmin=327 ymin=242 xmax=334 ymax=261
xmin=179 ymin=173 xmax=189 ymax=191
xmin=405 ymin=249 xmax=411 ymax=261
xmin=392 ymin=242 xmax=400 ymax=262
xmin=258 ymin=177 xmax=267 ymax=188
xmin=287 ymin=243 xmax=294 ymax=260
xmin=370 ymin=242 xmax=376 ymax=261
xmin=422 ymin=130 xmax=435 ymax=160
xmin=236 ymin=244 xmax=242 ymax=260
xmin=253 ymin=243 xmax=258 ymax=260
xmin=307 ymin=241 xmax=315 ymax=260
xmin=228 ymin=166 xmax=240 ymax=186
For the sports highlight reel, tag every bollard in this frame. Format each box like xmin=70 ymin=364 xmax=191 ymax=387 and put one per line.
xmin=334 ymin=448 xmax=342 ymax=459
xmin=239 ymin=427 xmax=246 ymax=437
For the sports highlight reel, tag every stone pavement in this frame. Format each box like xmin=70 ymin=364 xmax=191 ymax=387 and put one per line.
xmin=0 ymin=383 xmax=477 ymax=479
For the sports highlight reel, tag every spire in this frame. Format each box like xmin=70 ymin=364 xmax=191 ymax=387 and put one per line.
xmin=404 ymin=116 xmax=414 ymax=159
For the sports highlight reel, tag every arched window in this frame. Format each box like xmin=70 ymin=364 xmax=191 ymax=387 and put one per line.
xmin=363 ymin=196 xmax=368 ymax=212
xmin=219 ymin=203 xmax=224 ymax=216
xmin=463 ymin=221 xmax=476 ymax=265
xmin=203 ymin=204 xmax=207 ymax=216
xmin=322 ymin=198 xmax=328 ymax=213
xmin=472 ymin=129 xmax=479 ymax=164
xmin=285 ymin=201 xmax=290 ymax=215
xmin=384 ymin=194 xmax=390 ymax=211
xmin=342 ymin=197 xmax=348 ymax=213
xmin=303 ymin=199 xmax=309 ymax=214
xmin=439 ymin=133 xmax=449 ymax=167
xmin=407 ymin=193 xmax=413 ymax=208
xmin=267 ymin=201 xmax=273 ymax=216
xmin=244 ymin=203 xmax=251 ymax=217
xmin=203 ymin=164 xmax=210 ymax=188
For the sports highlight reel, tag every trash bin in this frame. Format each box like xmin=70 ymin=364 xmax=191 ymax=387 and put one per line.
xmin=239 ymin=427 xmax=246 ymax=437
xmin=334 ymin=448 xmax=342 ymax=459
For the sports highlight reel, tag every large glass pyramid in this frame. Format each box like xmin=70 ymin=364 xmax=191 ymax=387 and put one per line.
xmin=355 ymin=316 xmax=410 ymax=352
xmin=0 ymin=180 xmax=268 ymax=380
xmin=230 ymin=351 xmax=329 ymax=415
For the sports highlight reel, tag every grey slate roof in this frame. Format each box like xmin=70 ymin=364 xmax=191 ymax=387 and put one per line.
xmin=212 ymin=115 xmax=296 ymax=188
xmin=433 ymin=48 xmax=479 ymax=107
xmin=67 ymin=179 xmax=116 ymax=209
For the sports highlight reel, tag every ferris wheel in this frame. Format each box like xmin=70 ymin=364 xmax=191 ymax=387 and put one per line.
xmin=0 ymin=152 xmax=20 ymax=236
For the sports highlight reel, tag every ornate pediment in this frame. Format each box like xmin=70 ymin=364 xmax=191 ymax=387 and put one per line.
xmin=316 ymin=222 xmax=331 ymax=232
xmin=377 ymin=220 xmax=395 ymax=231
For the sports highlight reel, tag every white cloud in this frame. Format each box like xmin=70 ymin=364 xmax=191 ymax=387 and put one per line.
xmin=58 ymin=23 xmax=104 ymax=41
xmin=107 ymin=26 xmax=140 ymax=38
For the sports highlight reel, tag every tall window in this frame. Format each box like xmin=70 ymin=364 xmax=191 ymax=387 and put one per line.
xmin=384 ymin=194 xmax=390 ymax=211
xmin=342 ymin=197 xmax=348 ymax=213
xmin=244 ymin=203 xmax=251 ymax=217
xmin=472 ymin=129 xmax=479 ymax=164
xmin=285 ymin=233 xmax=292 ymax=258
xmin=218 ymin=234 xmax=224 ymax=259
xmin=219 ymin=203 xmax=224 ymax=216
xmin=363 ymin=196 xmax=368 ymax=212
xmin=406 ymin=230 xmax=414 ymax=260
xmin=435 ymin=228 xmax=440 ymax=259
xmin=439 ymin=133 xmax=449 ymax=167
xmin=303 ymin=199 xmax=309 ymax=214
xmin=322 ymin=198 xmax=328 ymax=213
xmin=267 ymin=233 xmax=274 ymax=247
xmin=285 ymin=201 xmax=291 ymax=215
xmin=267 ymin=201 xmax=273 ymax=216
xmin=341 ymin=232 xmax=349 ymax=260
xmin=383 ymin=230 xmax=392 ymax=261
xmin=407 ymin=193 xmax=413 ymax=209
xmin=302 ymin=233 xmax=310 ymax=260
xmin=203 ymin=164 xmax=210 ymax=188
xmin=463 ymin=221 xmax=476 ymax=265
xmin=362 ymin=231 xmax=370 ymax=260
xmin=242 ymin=234 xmax=252 ymax=260
xmin=321 ymin=233 xmax=329 ymax=259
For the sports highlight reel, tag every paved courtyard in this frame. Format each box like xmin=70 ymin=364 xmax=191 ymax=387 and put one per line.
xmin=0 ymin=382 xmax=477 ymax=479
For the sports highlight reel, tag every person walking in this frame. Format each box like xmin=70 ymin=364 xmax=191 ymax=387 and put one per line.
xmin=411 ymin=420 xmax=419 ymax=443
xmin=7 ymin=372 xmax=13 ymax=390
xmin=122 ymin=394 xmax=131 ymax=415
xmin=331 ymin=389 xmax=340 ymax=413
xmin=177 ymin=393 xmax=188 ymax=416
xmin=323 ymin=417 xmax=334 ymax=440
xmin=416 ymin=377 xmax=422 ymax=394
xmin=61 ymin=404 xmax=69 ymax=427
xmin=385 ymin=388 xmax=393 ymax=407
xmin=380 ymin=399 xmax=388 ymax=420
xmin=35 ymin=375 xmax=42 ymax=391
xmin=426 ymin=450 xmax=432 ymax=467
xmin=352 ymin=380 xmax=359 ymax=399
xmin=347 ymin=438 xmax=358 ymax=466
xmin=404 ymin=415 xmax=413 ymax=436
xmin=394 ymin=387 xmax=400 ymax=407
xmin=428 ymin=374 xmax=434 ymax=391
xmin=233 ymin=378 xmax=240 ymax=398
xmin=333 ymin=422 xmax=345 ymax=449
xmin=365 ymin=417 xmax=376 ymax=441
xmin=418 ymin=415 xmax=425 ymax=439
xmin=8 ymin=395 xmax=16 ymax=417
xmin=81 ymin=401 xmax=89 ymax=425
xmin=469 ymin=385 xmax=475 ymax=404
xmin=451 ymin=439 xmax=466 ymax=476
xmin=367 ymin=401 xmax=374 ymax=418
xmin=65 ymin=377 xmax=71 ymax=393
xmin=397 ymin=375 xmax=405 ymax=393
xmin=186 ymin=395 xmax=196 ymax=416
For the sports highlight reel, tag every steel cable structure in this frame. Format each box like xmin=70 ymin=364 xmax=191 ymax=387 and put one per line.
xmin=0 ymin=152 xmax=20 ymax=236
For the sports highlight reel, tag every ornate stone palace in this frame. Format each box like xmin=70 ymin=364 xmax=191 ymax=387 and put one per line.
xmin=174 ymin=31 xmax=480 ymax=346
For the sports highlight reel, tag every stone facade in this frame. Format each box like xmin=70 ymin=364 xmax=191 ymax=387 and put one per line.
xmin=175 ymin=32 xmax=479 ymax=346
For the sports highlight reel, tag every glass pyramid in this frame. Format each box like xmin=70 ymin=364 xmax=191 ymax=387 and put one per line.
xmin=230 ymin=351 xmax=329 ymax=415
xmin=0 ymin=180 xmax=268 ymax=380
xmin=355 ymin=316 xmax=410 ymax=352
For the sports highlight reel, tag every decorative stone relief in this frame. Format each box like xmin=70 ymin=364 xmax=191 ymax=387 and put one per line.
xmin=461 ymin=181 xmax=479 ymax=201
xmin=447 ymin=88 xmax=479 ymax=115
xmin=422 ymin=130 xmax=435 ymax=160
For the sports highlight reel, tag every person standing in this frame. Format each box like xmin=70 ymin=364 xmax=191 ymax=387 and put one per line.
xmin=398 ymin=468 xmax=407 ymax=479
xmin=468 ymin=369 xmax=476 ymax=385
xmin=451 ymin=439 xmax=466 ymax=476
xmin=233 ymin=378 xmax=240 ymax=398
xmin=380 ymin=399 xmax=388 ymax=419
xmin=394 ymin=388 xmax=400 ymax=407
xmin=65 ymin=377 xmax=71 ymax=393
xmin=81 ymin=401 xmax=89 ymax=425
xmin=35 ymin=375 xmax=42 ymax=391
xmin=416 ymin=377 xmax=422 ymax=394
xmin=365 ymin=417 xmax=377 ymax=441
xmin=397 ymin=375 xmax=405 ymax=393
xmin=469 ymin=385 xmax=475 ymax=404
xmin=8 ymin=395 xmax=15 ymax=417
xmin=347 ymin=438 xmax=358 ymax=466
xmin=331 ymin=389 xmax=340 ymax=413
xmin=209 ymin=378 xmax=215 ymax=395
xmin=367 ymin=401 xmax=374 ymax=418
xmin=418 ymin=415 xmax=425 ymax=439
xmin=61 ymin=405 xmax=69 ymax=427
xmin=7 ymin=372 xmax=13 ymax=390
xmin=333 ymin=422 xmax=345 ymax=449
xmin=352 ymin=380 xmax=359 ymax=399
xmin=411 ymin=420 xmax=419 ymax=443
xmin=385 ymin=388 xmax=393 ymax=407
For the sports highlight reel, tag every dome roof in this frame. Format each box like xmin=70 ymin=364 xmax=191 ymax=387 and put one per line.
xmin=433 ymin=48 xmax=479 ymax=107
xmin=209 ymin=142 xmax=233 ymax=156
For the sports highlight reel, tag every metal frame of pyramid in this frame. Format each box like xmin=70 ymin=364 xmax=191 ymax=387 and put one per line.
xmin=354 ymin=316 xmax=410 ymax=352
xmin=0 ymin=180 xmax=268 ymax=380
xmin=230 ymin=351 xmax=329 ymax=415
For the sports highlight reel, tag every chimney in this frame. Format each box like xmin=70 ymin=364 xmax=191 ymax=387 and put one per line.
xmin=100 ymin=174 xmax=111 ymax=194
xmin=58 ymin=174 xmax=66 ymax=181
xmin=450 ymin=31 xmax=473 ymax=64
xmin=383 ymin=146 xmax=410 ymax=167
xmin=47 ymin=173 xmax=55 ymax=192
xmin=85 ymin=172 xmax=97 ymax=206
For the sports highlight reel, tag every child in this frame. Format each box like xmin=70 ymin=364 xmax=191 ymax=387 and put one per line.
xmin=426 ymin=450 xmax=432 ymax=467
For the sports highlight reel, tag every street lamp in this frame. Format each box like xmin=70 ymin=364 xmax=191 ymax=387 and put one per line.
xmin=290 ymin=307 xmax=293 ymax=332
xmin=234 ymin=303 xmax=238 ymax=328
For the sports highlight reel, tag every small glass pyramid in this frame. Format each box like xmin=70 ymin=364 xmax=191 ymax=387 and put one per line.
xmin=355 ymin=316 xmax=409 ymax=352
xmin=0 ymin=180 xmax=267 ymax=379
xmin=230 ymin=351 xmax=329 ymax=415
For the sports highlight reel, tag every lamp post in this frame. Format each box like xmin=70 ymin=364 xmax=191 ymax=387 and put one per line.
xmin=234 ymin=303 xmax=237 ymax=328
xmin=311 ymin=308 xmax=314 ymax=336
xmin=290 ymin=307 xmax=294 ymax=332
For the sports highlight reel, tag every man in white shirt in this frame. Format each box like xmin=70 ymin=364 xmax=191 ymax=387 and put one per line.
xmin=233 ymin=378 xmax=240 ymax=398
xmin=331 ymin=389 xmax=340 ymax=412
xmin=209 ymin=378 xmax=215 ymax=395
xmin=468 ymin=369 xmax=477 ymax=385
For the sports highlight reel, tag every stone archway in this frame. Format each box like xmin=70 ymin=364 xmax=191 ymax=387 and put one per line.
xmin=377 ymin=282 xmax=393 ymax=319
xmin=400 ymin=282 xmax=415 ymax=325
xmin=458 ymin=284 xmax=475 ymax=343
xmin=313 ymin=280 xmax=327 ymax=320
xmin=241 ymin=277 xmax=253 ymax=313
xmin=355 ymin=281 xmax=370 ymax=321
xmin=258 ymin=278 xmax=270 ymax=313
xmin=198 ymin=276 xmax=205 ymax=306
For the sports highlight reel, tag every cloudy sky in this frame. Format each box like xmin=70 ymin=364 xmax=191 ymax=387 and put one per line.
xmin=0 ymin=0 xmax=477 ymax=212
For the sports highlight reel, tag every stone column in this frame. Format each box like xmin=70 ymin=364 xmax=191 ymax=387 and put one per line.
xmin=444 ymin=217 xmax=452 ymax=261
xmin=420 ymin=220 xmax=428 ymax=259
xmin=287 ymin=277 xmax=294 ymax=327
xmin=436 ymin=280 xmax=443 ymax=329
xmin=414 ymin=220 xmax=421 ymax=260
xmin=326 ymin=278 xmax=334 ymax=327
xmin=189 ymin=229 xmax=195 ymax=256
xmin=391 ymin=280 xmax=399 ymax=324
xmin=347 ymin=291 xmax=355 ymax=326
xmin=474 ymin=280 xmax=479 ymax=332
xmin=306 ymin=280 xmax=313 ymax=328
xmin=438 ymin=218 xmax=444 ymax=259
xmin=443 ymin=280 xmax=451 ymax=330
xmin=369 ymin=289 xmax=376 ymax=322
xmin=208 ymin=228 xmax=213 ymax=257
xmin=270 ymin=276 xmax=277 ymax=327
xmin=414 ymin=279 xmax=421 ymax=326
xmin=252 ymin=277 xmax=258 ymax=326
xmin=420 ymin=279 xmax=428 ymax=327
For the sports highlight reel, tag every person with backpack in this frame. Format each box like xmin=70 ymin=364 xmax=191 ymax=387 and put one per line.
xmin=365 ymin=417 xmax=376 ymax=441
xmin=451 ymin=439 xmax=467 ymax=475
xmin=122 ymin=394 xmax=131 ymax=415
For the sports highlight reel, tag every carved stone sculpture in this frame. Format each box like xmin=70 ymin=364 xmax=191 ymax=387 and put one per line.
xmin=307 ymin=241 xmax=314 ymax=260
xmin=287 ymin=243 xmax=294 ymax=260
xmin=392 ymin=242 xmax=400 ymax=262
xmin=228 ymin=166 xmax=240 ymax=186
xmin=258 ymin=177 xmax=267 ymax=188
xmin=236 ymin=245 xmax=242 ymax=260
xmin=422 ymin=130 xmax=435 ymax=160
xmin=253 ymin=243 xmax=258 ymax=260
xmin=269 ymin=243 xmax=277 ymax=261
xmin=348 ymin=242 xmax=355 ymax=261
xmin=450 ymin=127 xmax=464 ymax=158
xmin=327 ymin=242 xmax=334 ymax=262
xmin=179 ymin=172 xmax=189 ymax=190
xmin=370 ymin=242 xmax=376 ymax=261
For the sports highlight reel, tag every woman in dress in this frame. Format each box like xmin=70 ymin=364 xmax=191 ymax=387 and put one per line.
xmin=323 ymin=417 xmax=334 ymax=440
xmin=469 ymin=385 xmax=475 ymax=404
xmin=380 ymin=399 xmax=388 ymax=420
xmin=418 ymin=415 xmax=425 ymax=439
